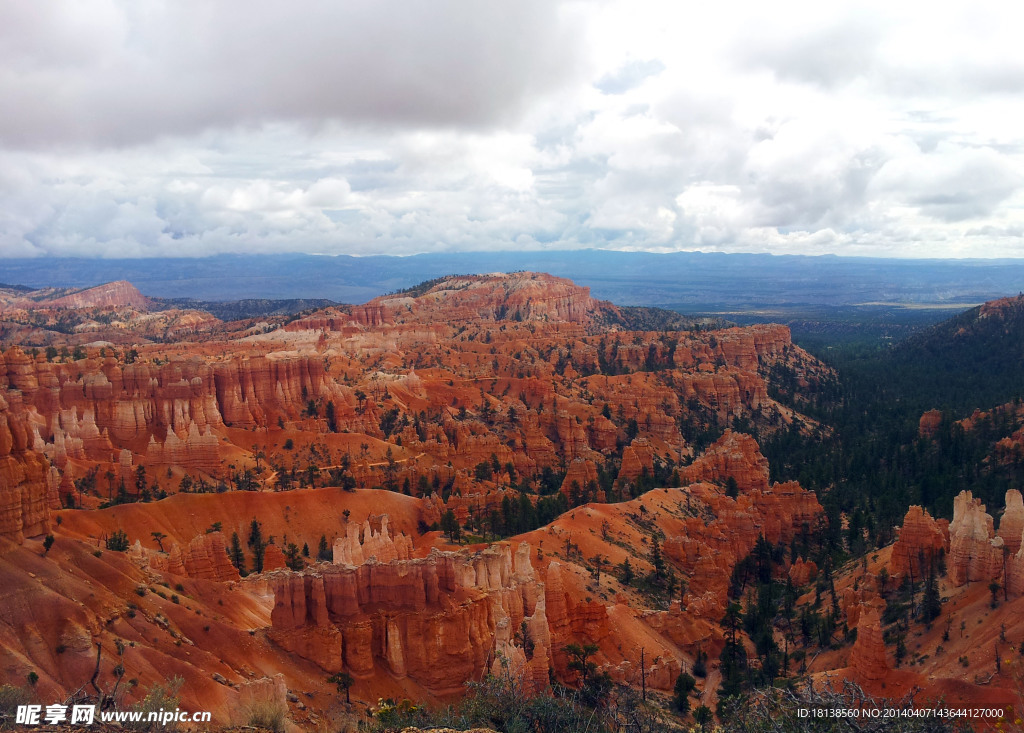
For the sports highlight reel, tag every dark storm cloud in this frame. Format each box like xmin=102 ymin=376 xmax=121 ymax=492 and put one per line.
xmin=0 ymin=0 xmax=585 ymax=148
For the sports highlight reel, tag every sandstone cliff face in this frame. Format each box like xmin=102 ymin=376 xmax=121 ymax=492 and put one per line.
xmin=269 ymin=541 xmax=550 ymax=694
xmin=889 ymin=505 xmax=948 ymax=581
xmin=998 ymin=489 xmax=1024 ymax=555
xmin=376 ymin=273 xmax=604 ymax=327
xmin=131 ymin=531 xmax=240 ymax=582
xmin=849 ymin=599 xmax=889 ymax=682
xmin=0 ymin=347 xmax=347 ymax=478
xmin=544 ymin=560 xmax=610 ymax=678
xmin=0 ymin=393 xmax=52 ymax=542
xmin=46 ymin=281 xmax=151 ymax=311
xmin=617 ymin=438 xmax=656 ymax=484
xmin=333 ymin=515 xmax=413 ymax=566
xmin=941 ymin=489 xmax=1024 ymax=596
xmin=789 ymin=557 xmax=818 ymax=586
xmin=663 ymin=478 xmax=822 ymax=619
xmin=948 ymin=491 xmax=1002 ymax=586
xmin=681 ymin=429 xmax=770 ymax=492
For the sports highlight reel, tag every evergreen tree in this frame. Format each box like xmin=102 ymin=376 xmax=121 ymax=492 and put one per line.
xmin=564 ymin=642 xmax=599 ymax=684
xmin=317 ymin=534 xmax=332 ymax=562
xmin=229 ymin=532 xmax=247 ymax=576
xmin=649 ymin=536 xmax=665 ymax=580
xmin=440 ymin=509 xmax=461 ymax=544
xmin=921 ymin=562 xmax=942 ymax=624
xmin=327 ymin=671 xmax=354 ymax=704
xmin=284 ymin=542 xmax=304 ymax=570
xmin=717 ymin=601 xmax=748 ymax=710
xmin=618 ymin=558 xmax=635 ymax=585
xmin=673 ymin=671 xmax=696 ymax=715
xmin=247 ymin=519 xmax=266 ymax=573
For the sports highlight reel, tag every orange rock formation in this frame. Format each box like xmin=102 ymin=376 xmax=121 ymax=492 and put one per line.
xmin=889 ymin=505 xmax=948 ymax=581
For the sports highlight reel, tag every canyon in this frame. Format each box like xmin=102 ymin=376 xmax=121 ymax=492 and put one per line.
xmin=0 ymin=272 xmax=1014 ymax=729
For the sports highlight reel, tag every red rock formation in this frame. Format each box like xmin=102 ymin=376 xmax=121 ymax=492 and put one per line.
xmin=998 ymin=489 xmax=1024 ymax=555
xmin=333 ymin=514 xmax=413 ymax=566
xmin=263 ymin=543 xmax=287 ymax=572
xmin=919 ymin=409 xmax=943 ymax=439
xmin=237 ymin=675 xmax=288 ymax=721
xmin=849 ymin=598 xmax=888 ymax=682
xmin=269 ymin=542 xmax=550 ymax=694
xmin=681 ymin=430 xmax=770 ymax=492
xmin=889 ymin=505 xmax=948 ymax=580
xmin=665 ymin=480 xmax=822 ymax=618
xmin=560 ymin=458 xmax=598 ymax=498
xmin=46 ymin=281 xmax=151 ymax=310
xmin=788 ymin=557 xmax=818 ymax=586
xmin=374 ymin=273 xmax=606 ymax=326
xmin=948 ymin=491 xmax=1002 ymax=586
xmin=181 ymin=531 xmax=241 ymax=581
xmin=0 ymin=393 xmax=52 ymax=542
xmin=617 ymin=438 xmax=655 ymax=483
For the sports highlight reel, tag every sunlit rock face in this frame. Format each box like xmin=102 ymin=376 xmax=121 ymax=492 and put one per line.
xmin=270 ymin=540 xmax=551 ymax=694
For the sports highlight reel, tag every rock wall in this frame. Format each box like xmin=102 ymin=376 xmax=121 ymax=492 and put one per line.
xmin=999 ymin=490 xmax=1024 ymax=555
xmin=681 ymin=429 xmax=770 ymax=492
xmin=789 ymin=557 xmax=818 ymax=586
xmin=849 ymin=598 xmax=888 ymax=682
xmin=131 ymin=531 xmax=240 ymax=582
xmin=664 ymin=479 xmax=822 ymax=619
xmin=945 ymin=489 xmax=1024 ymax=596
xmin=269 ymin=541 xmax=550 ymax=694
xmin=0 ymin=392 xmax=53 ymax=542
xmin=948 ymin=491 xmax=1002 ymax=587
xmin=0 ymin=347 xmax=348 ymax=477
xmin=333 ymin=515 xmax=413 ymax=566
xmin=889 ymin=505 xmax=948 ymax=581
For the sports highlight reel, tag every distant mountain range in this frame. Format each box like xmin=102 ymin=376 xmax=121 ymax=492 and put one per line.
xmin=1 ymin=251 xmax=1022 ymax=310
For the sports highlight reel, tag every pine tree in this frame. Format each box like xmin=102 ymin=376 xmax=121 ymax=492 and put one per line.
xmin=247 ymin=519 xmax=266 ymax=573
xmin=229 ymin=532 xmax=247 ymax=576
xmin=673 ymin=671 xmax=696 ymax=715
xmin=441 ymin=509 xmax=461 ymax=544
xmin=649 ymin=536 xmax=665 ymax=580
xmin=717 ymin=601 xmax=748 ymax=706
xmin=921 ymin=562 xmax=942 ymax=624
xmin=284 ymin=542 xmax=304 ymax=570
xmin=317 ymin=534 xmax=332 ymax=562
xmin=618 ymin=558 xmax=634 ymax=585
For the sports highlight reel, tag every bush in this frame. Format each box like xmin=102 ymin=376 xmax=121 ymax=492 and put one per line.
xmin=367 ymin=667 xmax=647 ymax=733
xmin=0 ymin=684 xmax=32 ymax=726
xmin=241 ymin=699 xmax=287 ymax=733
xmin=123 ymin=676 xmax=184 ymax=731
xmin=106 ymin=530 xmax=130 ymax=552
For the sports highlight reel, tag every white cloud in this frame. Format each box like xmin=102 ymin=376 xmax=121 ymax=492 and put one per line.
xmin=1 ymin=0 xmax=1024 ymax=259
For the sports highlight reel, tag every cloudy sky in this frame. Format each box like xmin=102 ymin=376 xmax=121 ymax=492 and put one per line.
xmin=1 ymin=0 xmax=1023 ymax=259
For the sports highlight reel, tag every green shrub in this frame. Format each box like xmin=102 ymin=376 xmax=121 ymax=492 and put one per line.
xmin=241 ymin=699 xmax=286 ymax=733
xmin=0 ymin=684 xmax=32 ymax=727
xmin=106 ymin=530 xmax=130 ymax=552
xmin=124 ymin=677 xmax=183 ymax=732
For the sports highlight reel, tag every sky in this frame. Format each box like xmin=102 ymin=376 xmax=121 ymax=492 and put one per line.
xmin=1 ymin=0 xmax=1023 ymax=259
